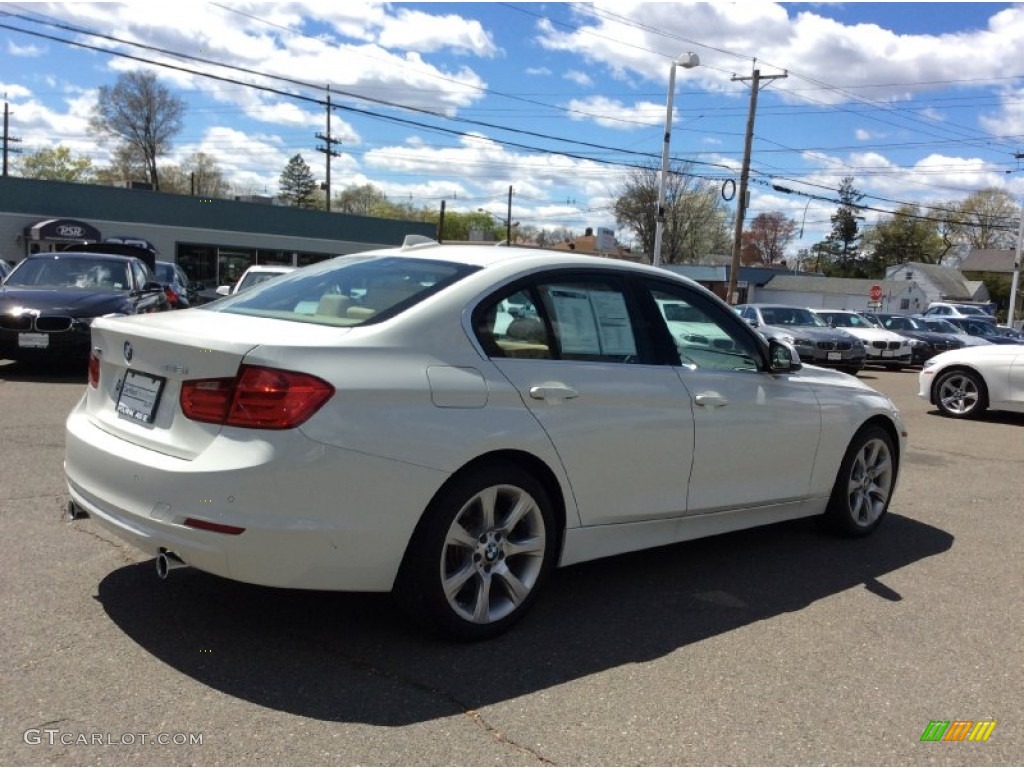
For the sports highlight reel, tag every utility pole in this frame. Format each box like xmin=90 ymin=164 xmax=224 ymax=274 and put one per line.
xmin=315 ymin=85 xmax=341 ymax=212
xmin=726 ymin=64 xmax=787 ymax=304
xmin=3 ymin=100 xmax=23 ymax=177
xmin=506 ymin=185 xmax=513 ymax=245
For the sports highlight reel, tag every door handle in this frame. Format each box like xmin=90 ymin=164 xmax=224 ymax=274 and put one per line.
xmin=529 ymin=384 xmax=579 ymax=401
xmin=694 ymin=392 xmax=728 ymax=408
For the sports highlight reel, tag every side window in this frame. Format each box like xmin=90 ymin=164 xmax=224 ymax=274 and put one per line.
xmin=644 ymin=281 xmax=761 ymax=373
xmin=475 ymin=288 xmax=552 ymax=360
xmin=474 ymin=277 xmax=644 ymax=363
xmin=131 ymin=261 xmax=149 ymax=290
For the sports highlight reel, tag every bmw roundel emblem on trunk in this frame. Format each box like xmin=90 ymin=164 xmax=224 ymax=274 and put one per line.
xmin=123 ymin=341 xmax=133 ymax=363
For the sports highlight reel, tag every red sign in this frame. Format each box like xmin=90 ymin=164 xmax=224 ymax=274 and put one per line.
xmin=869 ymin=284 xmax=883 ymax=302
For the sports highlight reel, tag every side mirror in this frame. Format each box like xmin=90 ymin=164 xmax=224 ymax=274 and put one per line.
xmin=768 ymin=339 xmax=802 ymax=373
xmin=216 ymin=285 xmax=231 ymax=296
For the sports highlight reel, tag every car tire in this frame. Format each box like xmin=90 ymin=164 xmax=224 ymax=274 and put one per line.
xmin=396 ymin=463 xmax=557 ymax=641
xmin=933 ymin=368 xmax=988 ymax=419
xmin=824 ymin=425 xmax=897 ymax=538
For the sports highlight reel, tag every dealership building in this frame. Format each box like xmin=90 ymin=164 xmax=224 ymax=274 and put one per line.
xmin=0 ymin=177 xmax=435 ymax=289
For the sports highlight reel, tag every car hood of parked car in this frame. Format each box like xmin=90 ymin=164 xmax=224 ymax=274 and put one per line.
xmin=757 ymin=323 xmax=860 ymax=343
xmin=0 ymin=286 xmax=132 ymax=316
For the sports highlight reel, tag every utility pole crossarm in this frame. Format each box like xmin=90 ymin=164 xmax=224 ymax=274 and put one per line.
xmin=726 ymin=67 xmax=788 ymax=304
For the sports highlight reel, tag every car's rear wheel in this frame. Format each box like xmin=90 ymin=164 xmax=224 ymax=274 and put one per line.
xmin=396 ymin=464 xmax=556 ymax=641
xmin=934 ymin=368 xmax=988 ymax=418
xmin=824 ymin=425 xmax=896 ymax=537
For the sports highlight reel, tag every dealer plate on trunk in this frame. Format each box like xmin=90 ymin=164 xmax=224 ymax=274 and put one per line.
xmin=116 ymin=370 xmax=166 ymax=424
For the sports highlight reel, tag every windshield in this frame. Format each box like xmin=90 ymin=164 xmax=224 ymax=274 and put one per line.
xmin=880 ymin=315 xmax=923 ymax=331
xmin=5 ymin=256 xmax=131 ymax=290
xmin=821 ymin=312 xmax=871 ymax=328
xmin=213 ymin=255 xmax=478 ymax=326
xmin=923 ymin=319 xmax=960 ymax=333
xmin=759 ymin=307 xmax=826 ymax=327
xmin=236 ymin=270 xmax=289 ymax=293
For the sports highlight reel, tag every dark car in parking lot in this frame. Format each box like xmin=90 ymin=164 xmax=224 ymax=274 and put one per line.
xmin=869 ymin=313 xmax=963 ymax=365
xmin=943 ymin=316 xmax=1022 ymax=345
xmin=735 ymin=303 xmax=866 ymax=374
xmin=154 ymin=261 xmax=198 ymax=309
xmin=0 ymin=251 xmax=169 ymax=364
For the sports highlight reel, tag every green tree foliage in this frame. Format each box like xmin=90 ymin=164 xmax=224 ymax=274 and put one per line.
xmin=741 ymin=212 xmax=797 ymax=265
xmin=92 ymin=144 xmax=149 ymax=187
xmin=278 ymin=153 xmax=318 ymax=208
xmin=950 ymin=188 xmax=1017 ymax=250
xmin=89 ymin=71 xmax=186 ymax=191
xmin=19 ymin=145 xmax=94 ymax=182
xmin=862 ymin=204 xmax=949 ymax=271
xmin=334 ymin=183 xmax=391 ymax=216
xmin=613 ymin=162 xmax=731 ymax=263
xmin=814 ymin=177 xmax=866 ymax=277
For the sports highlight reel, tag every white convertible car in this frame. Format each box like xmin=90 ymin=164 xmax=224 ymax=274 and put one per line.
xmin=64 ymin=239 xmax=907 ymax=640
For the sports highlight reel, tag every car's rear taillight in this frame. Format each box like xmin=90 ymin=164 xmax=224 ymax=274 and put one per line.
xmin=180 ymin=365 xmax=334 ymax=429
xmin=164 ymin=286 xmax=179 ymax=306
xmin=88 ymin=350 xmax=100 ymax=388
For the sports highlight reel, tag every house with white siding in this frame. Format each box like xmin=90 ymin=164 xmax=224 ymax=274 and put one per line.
xmin=756 ymin=275 xmax=929 ymax=314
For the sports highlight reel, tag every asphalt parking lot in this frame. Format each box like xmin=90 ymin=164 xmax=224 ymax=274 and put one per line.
xmin=0 ymin=362 xmax=1020 ymax=766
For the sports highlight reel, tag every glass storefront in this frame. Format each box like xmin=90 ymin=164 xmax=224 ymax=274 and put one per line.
xmin=175 ymin=243 xmax=335 ymax=289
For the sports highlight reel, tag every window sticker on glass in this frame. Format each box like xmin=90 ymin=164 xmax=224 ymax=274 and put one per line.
xmin=547 ymin=286 xmax=636 ymax=356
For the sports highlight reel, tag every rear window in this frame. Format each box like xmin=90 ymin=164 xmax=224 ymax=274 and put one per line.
xmin=211 ymin=255 xmax=478 ymax=326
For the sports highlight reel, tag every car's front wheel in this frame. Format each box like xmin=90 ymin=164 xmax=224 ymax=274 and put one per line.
xmin=824 ymin=425 xmax=897 ymax=537
xmin=934 ymin=368 xmax=988 ymax=418
xmin=396 ymin=464 xmax=557 ymax=641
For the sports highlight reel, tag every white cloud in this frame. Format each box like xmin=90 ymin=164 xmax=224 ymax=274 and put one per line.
xmin=564 ymin=70 xmax=594 ymax=88
xmin=526 ymin=67 xmax=552 ymax=76
xmin=7 ymin=41 xmax=44 ymax=57
xmin=564 ymin=96 xmax=665 ymax=130
xmin=536 ymin=2 xmax=1024 ymax=108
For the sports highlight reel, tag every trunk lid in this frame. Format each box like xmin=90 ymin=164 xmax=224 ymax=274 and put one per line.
xmin=84 ymin=309 xmax=348 ymax=459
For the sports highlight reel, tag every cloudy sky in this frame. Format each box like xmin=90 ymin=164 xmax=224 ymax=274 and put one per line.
xmin=3 ymin=2 xmax=1024 ymax=254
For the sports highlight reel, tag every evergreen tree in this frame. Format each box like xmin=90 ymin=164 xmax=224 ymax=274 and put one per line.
xmin=815 ymin=176 xmax=866 ymax=277
xmin=278 ymin=153 xmax=318 ymax=208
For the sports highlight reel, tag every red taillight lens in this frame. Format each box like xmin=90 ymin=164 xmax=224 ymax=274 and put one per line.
xmin=180 ymin=366 xmax=334 ymax=429
xmin=180 ymin=377 xmax=236 ymax=424
xmin=164 ymin=286 xmax=179 ymax=306
xmin=88 ymin=350 xmax=100 ymax=388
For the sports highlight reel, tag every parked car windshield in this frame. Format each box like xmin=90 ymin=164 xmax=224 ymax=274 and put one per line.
xmin=822 ymin=312 xmax=873 ymax=328
xmin=759 ymin=307 xmax=827 ymax=327
xmin=214 ymin=255 xmax=479 ymax=326
xmin=5 ymin=256 xmax=131 ymax=290
xmin=921 ymin=318 xmax=961 ymax=334
xmin=879 ymin=315 xmax=926 ymax=331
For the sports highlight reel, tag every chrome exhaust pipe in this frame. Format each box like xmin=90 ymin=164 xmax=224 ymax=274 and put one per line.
xmin=64 ymin=501 xmax=89 ymax=522
xmin=155 ymin=550 xmax=187 ymax=580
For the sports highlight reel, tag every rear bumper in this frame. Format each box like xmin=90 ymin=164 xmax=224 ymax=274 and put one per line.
xmin=64 ymin=405 xmax=448 ymax=591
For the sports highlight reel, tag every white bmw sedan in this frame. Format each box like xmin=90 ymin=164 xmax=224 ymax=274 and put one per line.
xmin=65 ymin=240 xmax=907 ymax=640
xmin=919 ymin=343 xmax=1024 ymax=418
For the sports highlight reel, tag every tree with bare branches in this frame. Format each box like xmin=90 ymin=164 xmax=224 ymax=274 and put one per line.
xmin=89 ymin=71 xmax=186 ymax=191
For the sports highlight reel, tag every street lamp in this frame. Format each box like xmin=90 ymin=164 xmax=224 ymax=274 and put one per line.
xmin=653 ymin=51 xmax=700 ymax=268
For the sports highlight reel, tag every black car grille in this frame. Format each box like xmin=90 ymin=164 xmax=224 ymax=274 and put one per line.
xmin=816 ymin=341 xmax=853 ymax=351
xmin=871 ymin=341 xmax=902 ymax=350
xmin=0 ymin=314 xmax=33 ymax=331
xmin=35 ymin=316 xmax=73 ymax=332
xmin=0 ymin=314 xmax=74 ymax=332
